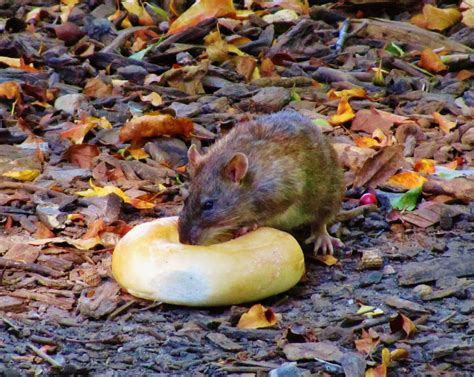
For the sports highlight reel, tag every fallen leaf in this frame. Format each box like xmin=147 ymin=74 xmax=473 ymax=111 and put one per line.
xmin=354 ymin=136 xmax=380 ymax=149
xmin=168 ymin=0 xmax=236 ymax=35
xmin=355 ymin=329 xmax=380 ymax=355
xmin=365 ymin=348 xmax=390 ymax=377
xmin=327 ymin=87 xmax=366 ymax=100
xmin=329 ymin=96 xmax=355 ymax=125
xmin=2 ymin=169 xmax=40 ymax=182
xmin=61 ymin=116 xmax=111 ymax=144
xmin=249 ymin=0 xmax=309 ymax=15
xmin=141 ymin=92 xmax=163 ymax=106
xmin=423 ymin=176 xmax=474 ymax=202
xmin=462 ymin=8 xmax=474 ymax=27
xmin=356 ymin=305 xmax=384 ymax=317
xmin=410 ymin=4 xmax=462 ymax=31
xmin=414 ymin=159 xmax=436 ymax=174
xmin=0 ymin=81 xmax=21 ymax=101
xmin=390 ymin=348 xmax=409 ymax=361
xmin=76 ymin=180 xmax=154 ymax=209
xmin=390 ymin=313 xmax=416 ymax=337
xmin=283 ymin=341 xmax=343 ymax=362
xmin=419 ymin=48 xmax=447 ymax=73
xmin=237 ymin=304 xmax=277 ymax=329
xmin=314 ymin=254 xmax=338 ymax=266
xmin=353 ymin=145 xmax=404 ymax=188
xmin=351 ymin=108 xmax=393 ymax=135
xmin=119 ymin=114 xmax=194 ymax=143
xmin=121 ymin=0 xmax=154 ymax=25
xmin=160 ymin=61 xmax=209 ymax=95
xmin=390 ymin=186 xmax=422 ymax=211
xmin=83 ymin=77 xmax=113 ymax=98
xmin=0 ymin=57 xmax=38 ymax=72
xmin=125 ymin=147 xmax=149 ymax=160
xmin=66 ymin=144 xmax=100 ymax=169
xmin=386 ymin=171 xmax=427 ymax=190
xmin=432 ymin=112 xmax=457 ymax=134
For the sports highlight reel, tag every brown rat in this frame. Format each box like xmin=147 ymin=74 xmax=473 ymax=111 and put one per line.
xmin=178 ymin=111 xmax=344 ymax=254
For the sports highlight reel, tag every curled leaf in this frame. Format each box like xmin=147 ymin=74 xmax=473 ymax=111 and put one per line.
xmin=411 ymin=4 xmax=461 ymax=31
xmin=2 ymin=169 xmax=40 ymax=182
xmin=390 ymin=186 xmax=422 ymax=211
xmin=386 ymin=171 xmax=427 ymax=190
xmin=329 ymin=96 xmax=355 ymax=125
xmin=237 ymin=304 xmax=277 ymax=329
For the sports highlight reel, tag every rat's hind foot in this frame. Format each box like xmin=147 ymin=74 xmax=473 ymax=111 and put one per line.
xmin=305 ymin=225 xmax=343 ymax=255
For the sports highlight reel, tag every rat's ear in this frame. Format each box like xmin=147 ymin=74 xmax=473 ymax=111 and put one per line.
xmin=187 ymin=144 xmax=201 ymax=168
xmin=224 ymin=153 xmax=248 ymax=183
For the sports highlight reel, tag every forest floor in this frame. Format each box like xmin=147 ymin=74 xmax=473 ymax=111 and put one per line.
xmin=0 ymin=1 xmax=473 ymax=376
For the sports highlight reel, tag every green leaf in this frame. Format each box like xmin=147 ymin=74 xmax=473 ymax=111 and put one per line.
xmin=146 ymin=2 xmax=169 ymax=20
xmin=130 ymin=35 xmax=166 ymax=61
xmin=290 ymin=87 xmax=301 ymax=102
xmin=312 ymin=118 xmax=331 ymax=128
xmin=390 ymin=186 xmax=422 ymax=211
xmin=385 ymin=42 xmax=405 ymax=57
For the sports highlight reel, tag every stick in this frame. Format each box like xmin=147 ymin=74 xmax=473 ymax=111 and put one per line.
xmin=27 ymin=343 xmax=63 ymax=368
xmin=0 ymin=257 xmax=64 ymax=278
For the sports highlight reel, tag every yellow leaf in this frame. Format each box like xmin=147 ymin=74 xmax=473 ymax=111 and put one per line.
xmin=2 ymin=169 xmax=40 ymax=182
xmin=433 ymin=112 xmax=457 ymax=134
xmin=168 ymin=0 xmax=236 ymax=35
xmin=237 ymin=304 xmax=277 ymax=329
xmin=76 ymin=180 xmax=154 ymax=209
xmin=357 ymin=305 xmax=384 ymax=317
xmin=329 ymin=96 xmax=355 ymax=125
xmin=462 ymin=8 xmax=474 ymax=27
xmin=327 ymin=87 xmax=366 ymax=100
xmin=141 ymin=92 xmax=163 ymax=106
xmin=386 ymin=171 xmax=427 ymax=189
xmin=127 ymin=147 xmax=150 ymax=160
xmin=411 ymin=4 xmax=461 ymax=31
xmin=414 ymin=159 xmax=436 ymax=174
xmin=121 ymin=0 xmax=154 ymax=25
xmin=390 ymin=348 xmax=409 ymax=361
xmin=314 ymin=254 xmax=338 ymax=266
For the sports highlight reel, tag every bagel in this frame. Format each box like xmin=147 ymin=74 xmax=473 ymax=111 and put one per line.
xmin=112 ymin=217 xmax=305 ymax=306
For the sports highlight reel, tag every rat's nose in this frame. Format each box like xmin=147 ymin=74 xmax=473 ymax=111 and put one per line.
xmin=178 ymin=221 xmax=199 ymax=245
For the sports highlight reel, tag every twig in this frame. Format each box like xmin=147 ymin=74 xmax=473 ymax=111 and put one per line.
xmin=0 ymin=182 xmax=69 ymax=198
xmin=0 ymin=257 xmax=64 ymax=278
xmin=336 ymin=204 xmax=378 ymax=222
xmin=107 ymin=300 xmax=136 ymax=320
xmin=27 ymin=343 xmax=63 ymax=368
xmin=334 ymin=18 xmax=351 ymax=52
xmin=102 ymin=26 xmax=150 ymax=53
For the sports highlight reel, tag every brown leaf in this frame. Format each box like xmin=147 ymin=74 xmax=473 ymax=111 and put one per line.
xmin=54 ymin=22 xmax=84 ymax=44
xmin=351 ymin=108 xmax=393 ymax=135
xmin=283 ymin=342 xmax=343 ymax=361
xmin=160 ymin=61 xmax=209 ymax=96
xmin=66 ymin=144 xmax=100 ymax=169
xmin=353 ymin=145 xmax=404 ymax=188
xmin=119 ymin=114 xmax=194 ymax=143
xmin=354 ymin=329 xmax=380 ymax=354
xmin=78 ymin=281 xmax=121 ymax=319
xmin=83 ymin=77 xmax=113 ymax=98
xmin=423 ymin=176 xmax=474 ymax=202
xmin=390 ymin=313 xmax=416 ymax=337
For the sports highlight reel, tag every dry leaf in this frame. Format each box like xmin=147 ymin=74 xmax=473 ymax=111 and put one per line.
xmin=2 ymin=169 xmax=40 ymax=182
xmin=423 ymin=176 xmax=474 ymax=202
xmin=76 ymin=180 xmax=154 ymax=209
xmin=160 ymin=61 xmax=209 ymax=95
xmin=432 ymin=112 xmax=456 ymax=134
xmin=390 ymin=313 xmax=416 ymax=337
xmin=414 ymin=159 xmax=436 ymax=174
xmin=354 ymin=136 xmax=380 ymax=149
xmin=351 ymin=108 xmax=394 ymax=135
xmin=386 ymin=171 xmax=427 ymax=190
xmin=141 ymin=92 xmax=163 ymax=106
xmin=462 ymin=8 xmax=474 ymax=27
xmin=353 ymin=145 xmax=404 ymax=188
xmin=83 ymin=77 xmax=113 ymax=98
xmin=66 ymin=144 xmax=100 ymax=169
xmin=314 ymin=254 xmax=338 ymax=266
xmin=419 ymin=48 xmax=447 ymax=73
xmin=355 ymin=329 xmax=380 ymax=354
xmin=119 ymin=114 xmax=194 ymax=143
xmin=327 ymin=87 xmax=366 ymax=100
xmin=168 ymin=0 xmax=236 ymax=35
xmin=237 ymin=304 xmax=277 ymax=329
xmin=329 ymin=96 xmax=355 ymax=125
xmin=410 ymin=4 xmax=462 ymax=31
xmin=121 ymin=0 xmax=154 ymax=26
xmin=0 ymin=81 xmax=21 ymax=101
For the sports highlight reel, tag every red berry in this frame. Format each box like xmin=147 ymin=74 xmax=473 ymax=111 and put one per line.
xmin=359 ymin=193 xmax=377 ymax=206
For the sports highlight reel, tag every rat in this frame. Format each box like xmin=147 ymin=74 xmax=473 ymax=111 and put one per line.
xmin=178 ymin=111 xmax=344 ymax=254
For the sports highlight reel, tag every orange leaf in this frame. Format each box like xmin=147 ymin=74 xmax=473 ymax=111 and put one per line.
xmin=60 ymin=122 xmax=95 ymax=144
xmin=390 ymin=313 xmax=416 ymax=337
xmin=168 ymin=0 xmax=236 ymax=35
xmin=83 ymin=219 xmax=106 ymax=240
xmin=329 ymin=96 xmax=355 ymax=125
xmin=119 ymin=114 xmax=194 ymax=143
xmin=314 ymin=254 xmax=339 ymax=266
xmin=414 ymin=159 xmax=436 ymax=174
xmin=355 ymin=329 xmax=380 ymax=354
xmin=410 ymin=4 xmax=461 ymax=31
xmin=126 ymin=147 xmax=149 ymax=160
xmin=354 ymin=136 xmax=380 ymax=149
xmin=83 ymin=77 xmax=113 ymax=98
xmin=0 ymin=81 xmax=21 ymax=100
xmin=237 ymin=304 xmax=277 ymax=329
xmin=432 ymin=112 xmax=457 ymax=134
xmin=386 ymin=171 xmax=427 ymax=189
xmin=419 ymin=48 xmax=447 ymax=73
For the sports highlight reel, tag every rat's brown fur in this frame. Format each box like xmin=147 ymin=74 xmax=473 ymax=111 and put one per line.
xmin=178 ymin=111 xmax=344 ymax=253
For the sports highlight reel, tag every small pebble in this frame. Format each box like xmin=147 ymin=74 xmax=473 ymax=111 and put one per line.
xmin=413 ymin=284 xmax=432 ymax=297
xmin=360 ymin=271 xmax=383 ymax=287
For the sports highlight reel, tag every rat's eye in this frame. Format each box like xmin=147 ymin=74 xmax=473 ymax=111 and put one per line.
xmin=202 ymin=199 xmax=214 ymax=211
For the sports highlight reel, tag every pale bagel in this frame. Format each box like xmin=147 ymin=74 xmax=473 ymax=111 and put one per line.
xmin=112 ymin=217 xmax=305 ymax=306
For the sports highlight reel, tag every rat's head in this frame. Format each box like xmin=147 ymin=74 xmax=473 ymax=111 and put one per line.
xmin=178 ymin=144 xmax=252 ymax=245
